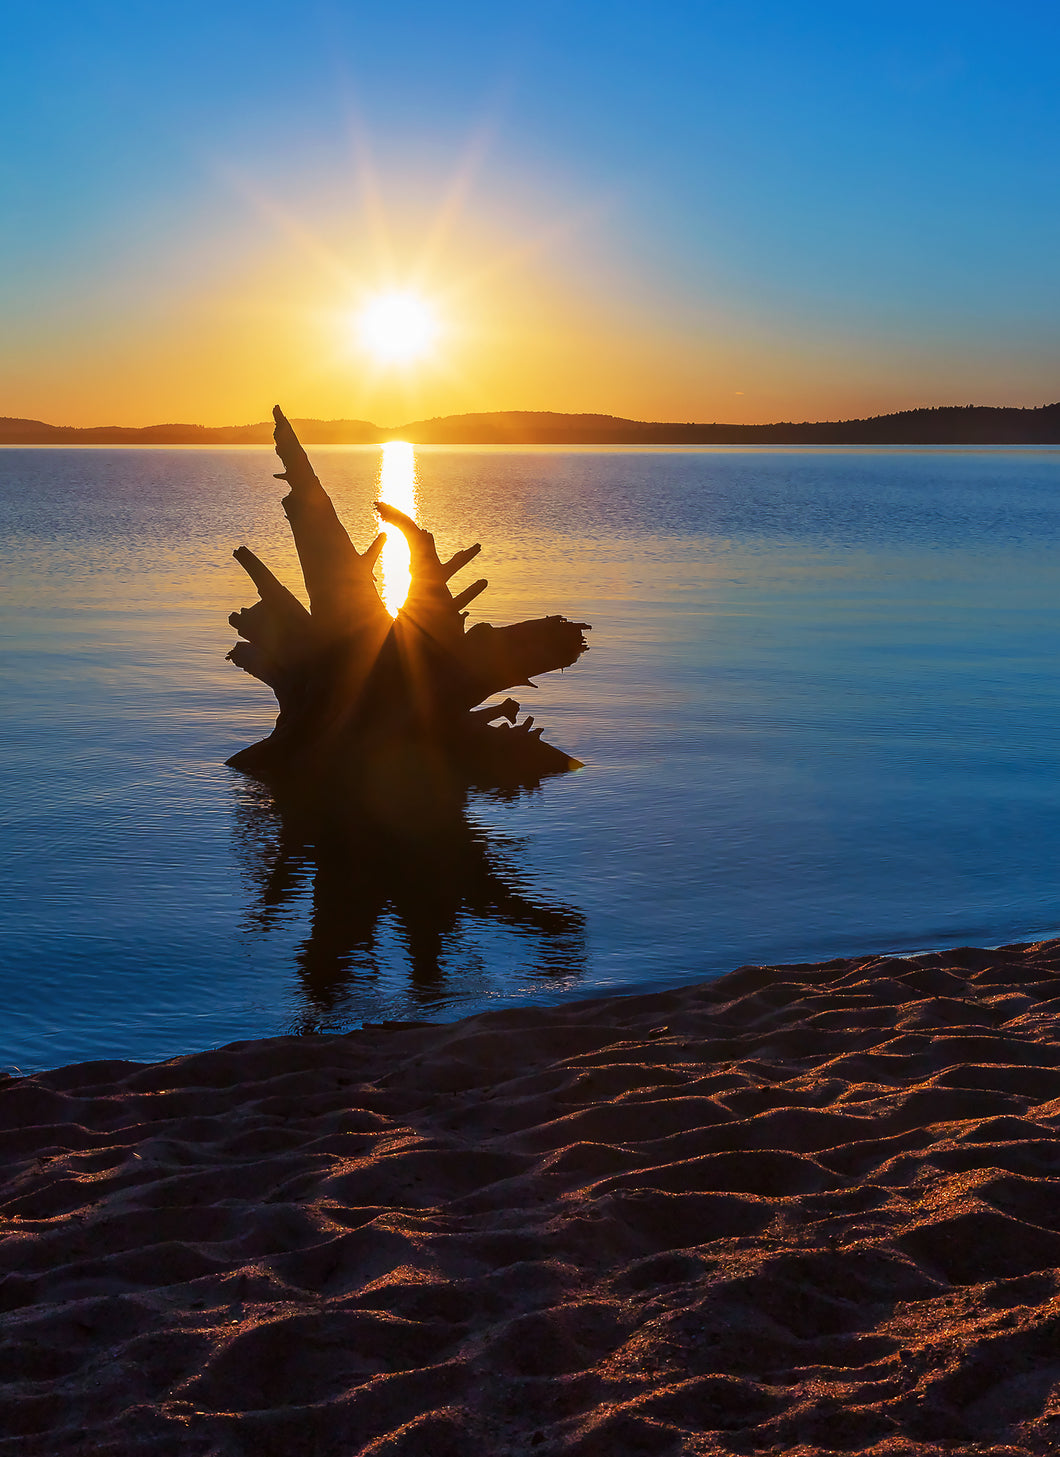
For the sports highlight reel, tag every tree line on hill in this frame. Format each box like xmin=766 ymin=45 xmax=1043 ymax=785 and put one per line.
xmin=2 ymin=402 xmax=1059 ymax=446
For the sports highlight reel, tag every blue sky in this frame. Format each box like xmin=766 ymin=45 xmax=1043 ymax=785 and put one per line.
xmin=2 ymin=0 xmax=1058 ymax=424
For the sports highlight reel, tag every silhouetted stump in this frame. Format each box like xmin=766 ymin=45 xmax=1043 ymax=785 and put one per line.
xmin=226 ymin=408 xmax=590 ymax=807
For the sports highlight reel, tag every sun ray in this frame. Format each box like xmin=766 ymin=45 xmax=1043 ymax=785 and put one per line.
xmin=346 ymin=126 xmax=399 ymax=282
xmin=212 ymin=108 xmax=614 ymax=429
xmin=409 ymin=121 xmax=496 ymax=284
xmin=441 ymin=194 xmax=615 ymax=303
xmin=212 ymin=163 xmax=359 ymax=289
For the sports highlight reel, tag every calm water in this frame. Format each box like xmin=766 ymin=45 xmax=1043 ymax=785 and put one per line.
xmin=3 ymin=444 xmax=1060 ymax=1072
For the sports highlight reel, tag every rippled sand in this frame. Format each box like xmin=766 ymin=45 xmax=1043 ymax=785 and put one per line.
xmin=4 ymin=942 xmax=1060 ymax=1454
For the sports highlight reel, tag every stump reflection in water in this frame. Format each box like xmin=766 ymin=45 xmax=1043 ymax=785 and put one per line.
xmin=234 ymin=779 xmax=587 ymax=1031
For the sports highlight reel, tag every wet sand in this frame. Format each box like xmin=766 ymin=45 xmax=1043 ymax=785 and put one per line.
xmin=3 ymin=942 xmax=1060 ymax=1454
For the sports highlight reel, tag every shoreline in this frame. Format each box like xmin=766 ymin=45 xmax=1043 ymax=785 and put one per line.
xmin=3 ymin=940 xmax=1060 ymax=1453
xmin=12 ymin=924 xmax=1060 ymax=1081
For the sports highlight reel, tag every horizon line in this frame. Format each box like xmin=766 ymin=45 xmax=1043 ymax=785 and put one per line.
xmin=3 ymin=399 xmax=1060 ymax=431
xmin=3 ymin=400 xmax=1060 ymax=448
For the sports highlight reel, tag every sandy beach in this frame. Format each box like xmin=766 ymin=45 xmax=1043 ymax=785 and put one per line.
xmin=3 ymin=942 xmax=1060 ymax=1455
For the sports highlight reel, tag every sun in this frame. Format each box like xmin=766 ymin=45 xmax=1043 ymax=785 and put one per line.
xmin=356 ymin=291 xmax=439 ymax=364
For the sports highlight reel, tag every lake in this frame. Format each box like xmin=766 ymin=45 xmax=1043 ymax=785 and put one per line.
xmin=2 ymin=443 xmax=1060 ymax=1072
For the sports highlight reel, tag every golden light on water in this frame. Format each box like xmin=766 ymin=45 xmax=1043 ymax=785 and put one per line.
xmin=357 ymin=291 xmax=438 ymax=364
xmin=377 ymin=441 xmax=418 ymax=614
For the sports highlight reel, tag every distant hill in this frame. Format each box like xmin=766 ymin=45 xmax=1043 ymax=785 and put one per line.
xmin=0 ymin=417 xmax=379 ymax=446
xmin=2 ymin=403 xmax=1060 ymax=446
xmin=393 ymin=404 xmax=1060 ymax=445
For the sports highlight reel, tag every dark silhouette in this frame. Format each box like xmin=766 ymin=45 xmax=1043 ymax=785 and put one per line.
xmin=225 ymin=408 xmax=590 ymax=800
xmin=233 ymin=775 xmax=586 ymax=1029
xmin=4 ymin=400 xmax=1060 ymax=445
xmin=220 ymin=410 xmax=589 ymax=1027
xmin=369 ymin=402 xmax=1060 ymax=446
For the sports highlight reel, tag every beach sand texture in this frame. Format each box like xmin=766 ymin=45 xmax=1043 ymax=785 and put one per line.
xmin=3 ymin=943 xmax=1060 ymax=1454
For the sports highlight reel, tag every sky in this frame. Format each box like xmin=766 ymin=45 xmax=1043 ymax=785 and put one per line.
xmin=2 ymin=0 xmax=1059 ymax=427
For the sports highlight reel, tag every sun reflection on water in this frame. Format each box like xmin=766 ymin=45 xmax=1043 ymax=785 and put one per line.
xmin=376 ymin=441 xmax=418 ymax=615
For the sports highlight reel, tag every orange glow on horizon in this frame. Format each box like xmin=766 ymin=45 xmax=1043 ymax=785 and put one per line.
xmin=3 ymin=133 xmax=1042 ymax=433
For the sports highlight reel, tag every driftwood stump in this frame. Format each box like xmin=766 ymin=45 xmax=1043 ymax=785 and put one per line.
xmin=226 ymin=408 xmax=590 ymax=810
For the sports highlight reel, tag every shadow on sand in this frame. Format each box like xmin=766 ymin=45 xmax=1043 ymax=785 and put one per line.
xmin=231 ymin=774 xmax=587 ymax=1031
